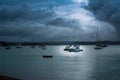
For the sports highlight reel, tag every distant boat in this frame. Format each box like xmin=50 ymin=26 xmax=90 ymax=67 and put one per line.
xmin=5 ymin=46 xmax=11 ymax=50
xmin=69 ymin=44 xmax=83 ymax=52
xmin=69 ymin=48 xmax=83 ymax=52
xmin=31 ymin=45 xmax=35 ymax=48
xmin=98 ymin=41 xmax=108 ymax=48
xmin=39 ymin=45 xmax=42 ymax=48
xmin=42 ymin=55 xmax=53 ymax=58
xmin=94 ymin=27 xmax=107 ymax=49
xmin=64 ymin=44 xmax=83 ymax=52
xmin=41 ymin=45 xmax=47 ymax=50
xmin=64 ymin=45 xmax=71 ymax=51
xmin=94 ymin=45 xmax=102 ymax=49
xmin=95 ymin=41 xmax=103 ymax=50
xmin=16 ymin=44 xmax=22 ymax=48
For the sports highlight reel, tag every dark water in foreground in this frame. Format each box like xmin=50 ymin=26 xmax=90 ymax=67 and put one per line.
xmin=0 ymin=45 xmax=120 ymax=80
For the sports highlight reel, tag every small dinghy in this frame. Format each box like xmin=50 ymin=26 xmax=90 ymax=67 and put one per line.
xmin=5 ymin=46 xmax=11 ymax=50
xmin=42 ymin=55 xmax=53 ymax=58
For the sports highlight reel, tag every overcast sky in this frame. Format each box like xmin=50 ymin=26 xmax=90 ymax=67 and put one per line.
xmin=0 ymin=0 xmax=119 ymax=42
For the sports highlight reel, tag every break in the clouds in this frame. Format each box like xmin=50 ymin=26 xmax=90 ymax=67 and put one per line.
xmin=0 ymin=0 xmax=119 ymax=41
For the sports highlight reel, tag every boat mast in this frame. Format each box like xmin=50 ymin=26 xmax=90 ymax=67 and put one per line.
xmin=96 ymin=27 xmax=99 ymax=42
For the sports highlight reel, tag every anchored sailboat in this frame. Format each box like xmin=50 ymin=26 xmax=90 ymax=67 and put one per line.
xmin=95 ymin=27 xmax=103 ymax=49
xmin=94 ymin=27 xmax=108 ymax=49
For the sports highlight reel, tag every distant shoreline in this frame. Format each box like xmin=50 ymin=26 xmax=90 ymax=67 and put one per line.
xmin=1 ymin=41 xmax=120 ymax=46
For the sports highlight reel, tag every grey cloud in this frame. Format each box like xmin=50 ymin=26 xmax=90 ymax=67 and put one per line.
xmin=0 ymin=4 xmax=29 ymax=21
xmin=0 ymin=4 xmax=54 ymax=22
xmin=0 ymin=0 xmax=118 ymax=41
xmin=88 ymin=0 xmax=120 ymax=35
xmin=0 ymin=20 xmax=97 ymax=42
xmin=47 ymin=17 xmax=80 ymax=29
xmin=0 ymin=22 xmax=49 ymax=41
xmin=0 ymin=3 xmax=85 ymax=42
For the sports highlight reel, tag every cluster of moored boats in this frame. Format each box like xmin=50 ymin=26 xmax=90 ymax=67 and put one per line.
xmin=0 ymin=43 xmax=108 ymax=58
xmin=4 ymin=44 xmax=22 ymax=50
xmin=64 ymin=44 xmax=83 ymax=52
xmin=0 ymin=42 xmax=107 ymax=52
xmin=64 ymin=41 xmax=108 ymax=52
xmin=0 ymin=44 xmax=47 ymax=50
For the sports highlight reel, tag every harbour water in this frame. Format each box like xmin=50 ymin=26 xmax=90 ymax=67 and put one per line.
xmin=0 ymin=45 xmax=120 ymax=80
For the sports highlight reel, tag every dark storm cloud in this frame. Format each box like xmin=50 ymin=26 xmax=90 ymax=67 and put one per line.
xmin=0 ymin=5 xmax=29 ymax=21
xmin=0 ymin=4 xmax=54 ymax=22
xmin=0 ymin=4 xmax=55 ymax=41
xmin=0 ymin=0 xmax=118 ymax=41
xmin=0 ymin=0 xmax=72 ymax=6
xmin=47 ymin=18 xmax=80 ymax=29
xmin=88 ymin=0 xmax=120 ymax=35
xmin=0 ymin=3 xmax=80 ymax=41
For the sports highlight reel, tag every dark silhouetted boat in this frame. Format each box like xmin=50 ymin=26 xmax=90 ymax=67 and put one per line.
xmin=5 ymin=46 xmax=11 ymax=50
xmin=31 ymin=45 xmax=35 ymax=48
xmin=94 ymin=46 xmax=102 ymax=49
xmin=16 ymin=44 xmax=22 ymax=48
xmin=42 ymin=55 xmax=53 ymax=58
xmin=69 ymin=44 xmax=83 ymax=52
xmin=41 ymin=45 xmax=47 ymax=50
xmin=64 ymin=45 xmax=71 ymax=51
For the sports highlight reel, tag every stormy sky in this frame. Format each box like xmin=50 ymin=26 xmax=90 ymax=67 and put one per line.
xmin=0 ymin=0 xmax=119 ymax=42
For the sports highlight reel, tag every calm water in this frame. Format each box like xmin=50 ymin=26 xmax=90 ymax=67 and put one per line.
xmin=0 ymin=45 xmax=120 ymax=80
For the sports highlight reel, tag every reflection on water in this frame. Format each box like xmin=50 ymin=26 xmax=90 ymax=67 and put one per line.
xmin=0 ymin=45 xmax=120 ymax=80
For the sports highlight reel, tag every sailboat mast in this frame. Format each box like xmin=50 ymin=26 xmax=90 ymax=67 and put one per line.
xmin=96 ymin=27 xmax=99 ymax=41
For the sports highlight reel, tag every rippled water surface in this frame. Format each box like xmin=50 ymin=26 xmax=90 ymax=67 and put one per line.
xmin=0 ymin=45 xmax=120 ymax=80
